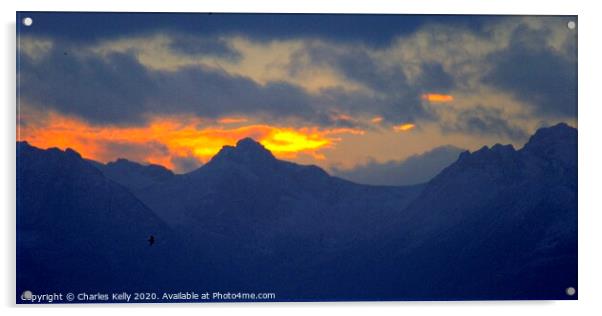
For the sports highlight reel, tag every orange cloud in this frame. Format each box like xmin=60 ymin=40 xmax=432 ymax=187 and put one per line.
xmin=17 ymin=113 xmax=364 ymax=172
xmin=393 ymin=123 xmax=416 ymax=132
xmin=332 ymin=113 xmax=353 ymax=121
xmin=217 ymin=117 xmax=248 ymax=124
xmin=421 ymin=93 xmax=454 ymax=103
xmin=371 ymin=116 xmax=383 ymax=124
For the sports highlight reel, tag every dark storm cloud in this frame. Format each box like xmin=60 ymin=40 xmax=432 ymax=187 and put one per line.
xmin=18 ymin=13 xmax=577 ymax=137
xmin=19 ymin=47 xmax=156 ymax=125
xmin=336 ymin=51 xmax=409 ymax=94
xmin=484 ymin=24 xmax=577 ymax=118
xmin=17 ymin=12 xmax=493 ymax=47
xmin=416 ymin=62 xmax=455 ymax=92
xmin=300 ymin=45 xmax=413 ymax=94
xmin=444 ymin=106 xmax=528 ymax=141
xmin=299 ymin=44 xmax=433 ymax=124
xmin=151 ymin=67 xmax=319 ymax=120
xmin=319 ymin=87 xmax=433 ymax=126
xmin=168 ymin=34 xmax=241 ymax=61
xmin=18 ymin=37 xmax=439 ymax=127
xmin=19 ymin=45 xmax=314 ymax=125
xmin=18 ymin=42 xmax=394 ymax=127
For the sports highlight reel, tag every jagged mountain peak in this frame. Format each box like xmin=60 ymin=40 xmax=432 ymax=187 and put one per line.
xmin=18 ymin=141 xmax=84 ymax=161
xmin=105 ymin=158 xmax=173 ymax=175
xmin=521 ymin=123 xmax=577 ymax=163
xmin=236 ymin=137 xmax=266 ymax=149
xmin=109 ymin=157 xmax=137 ymax=165
xmin=105 ymin=158 xmax=142 ymax=170
xmin=526 ymin=123 xmax=575 ymax=143
xmin=97 ymin=158 xmax=175 ymax=191
xmin=17 ymin=121 xmax=577 ymax=299
xmin=17 ymin=140 xmax=30 ymax=148
xmin=454 ymin=123 xmax=576 ymax=166
xmin=491 ymin=143 xmax=515 ymax=152
xmin=208 ymin=137 xmax=276 ymax=166
xmin=428 ymin=123 xmax=577 ymax=193
xmin=456 ymin=143 xmax=517 ymax=167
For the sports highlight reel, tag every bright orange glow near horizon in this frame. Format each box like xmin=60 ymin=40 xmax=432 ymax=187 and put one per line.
xmin=421 ymin=93 xmax=454 ymax=103
xmin=393 ymin=123 xmax=416 ymax=132
xmin=18 ymin=113 xmax=364 ymax=172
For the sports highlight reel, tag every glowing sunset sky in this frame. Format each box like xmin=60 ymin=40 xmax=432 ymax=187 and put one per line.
xmin=17 ymin=13 xmax=577 ymax=173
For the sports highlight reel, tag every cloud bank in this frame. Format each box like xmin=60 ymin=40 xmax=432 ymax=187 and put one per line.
xmin=17 ymin=14 xmax=578 ymax=177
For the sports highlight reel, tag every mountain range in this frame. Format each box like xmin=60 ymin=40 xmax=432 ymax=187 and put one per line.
xmin=16 ymin=123 xmax=577 ymax=301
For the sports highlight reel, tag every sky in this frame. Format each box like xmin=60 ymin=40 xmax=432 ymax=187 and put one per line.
xmin=16 ymin=12 xmax=577 ymax=175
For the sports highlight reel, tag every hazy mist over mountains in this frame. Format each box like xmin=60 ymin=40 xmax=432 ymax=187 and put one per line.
xmin=331 ymin=145 xmax=465 ymax=186
xmin=17 ymin=123 xmax=577 ymax=301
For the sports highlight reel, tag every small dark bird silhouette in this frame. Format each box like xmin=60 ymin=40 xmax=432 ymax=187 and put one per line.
xmin=148 ymin=235 xmax=155 ymax=246
xmin=63 ymin=52 xmax=68 ymax=56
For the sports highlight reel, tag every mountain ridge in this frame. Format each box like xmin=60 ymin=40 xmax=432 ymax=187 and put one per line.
xmin=16 ymin=122 xmax=577 ymax=300
xmin=91 ymin=157 xmax=175 ymax=191
xmin=16 ymin=141 xmax=180 ymax=293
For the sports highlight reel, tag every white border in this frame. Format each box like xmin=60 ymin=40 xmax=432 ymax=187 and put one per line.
xmin=2 ymin=1 xmax=602 ymax=315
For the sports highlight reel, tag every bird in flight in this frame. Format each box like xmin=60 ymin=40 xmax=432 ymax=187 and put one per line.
xmin=148 ymin=235 xmax=155 ymax=246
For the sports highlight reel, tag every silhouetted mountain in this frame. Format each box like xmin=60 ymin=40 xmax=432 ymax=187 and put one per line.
xmin=317 ymin=123 xmax=577 ymax=300
xmin=92 ymin=158 xmax=174 ymax=191
xmin=16 ymin=142 xmax=186 ymax=294
xmin=332 ymin=145 xmax=465 ymax=185
xmin=136 ymin=138 xmax=423 ymax=289
xmin=16 ymin=123 xmax=577 ymax=301
xmin=209 ymin=137 xmax=278 ymax=167
xmin=140 ymin=137 xmax=422 ymax=229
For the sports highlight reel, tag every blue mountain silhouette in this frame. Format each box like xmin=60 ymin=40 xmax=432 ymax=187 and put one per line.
xmin=314 ymin=123 xmax=577 ymax=300
xmin=16 ymin=123 xmax=577 ymax=301
xmin=16 ymin=142 xmax=180 ymax=293
xmin=91 ymin=158 xmax=174 ymax=191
